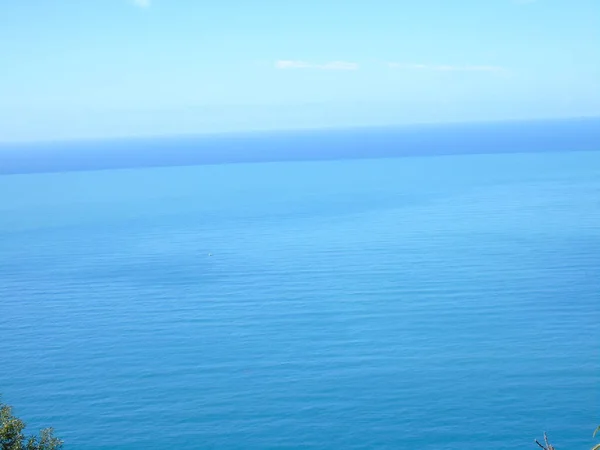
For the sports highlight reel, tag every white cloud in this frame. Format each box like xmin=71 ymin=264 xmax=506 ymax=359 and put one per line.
xmin=388 ymin=63 xmax=505 ymax=73
xmin=275 ymin=60 xmax=359 ymax=71
xmin=132 ymin=0 xmax=150 ymax=7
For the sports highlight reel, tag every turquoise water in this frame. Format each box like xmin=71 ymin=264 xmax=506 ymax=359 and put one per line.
xmin=1 ymin=151 xmax=599 ymax=449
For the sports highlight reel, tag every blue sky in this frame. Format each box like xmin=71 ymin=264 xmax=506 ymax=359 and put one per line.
xmin=1 ymin=0 xmax=599 ymax=141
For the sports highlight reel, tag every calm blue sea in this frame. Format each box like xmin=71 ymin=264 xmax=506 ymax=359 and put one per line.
xmin=1 ymin=126 xmax=599 ymax=449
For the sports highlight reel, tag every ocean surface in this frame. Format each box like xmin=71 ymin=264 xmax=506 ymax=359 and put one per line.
xmin=1 ymin=124 xmax=599 ymax=449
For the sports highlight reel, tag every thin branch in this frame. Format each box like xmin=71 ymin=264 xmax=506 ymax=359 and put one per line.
xmin=544 ymin=432 xmax=551 ymax=449
xmin=535 ymin=432 xmax=555 ymax=450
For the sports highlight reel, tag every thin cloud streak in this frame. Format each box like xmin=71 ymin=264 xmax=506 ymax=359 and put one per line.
xmin=275 ymin=60 xmax=359 ymax=71
xmin=388 ymin=63 xmax=505 ymax=73
xmin=132 ymin=0 xmax=150 ymax=7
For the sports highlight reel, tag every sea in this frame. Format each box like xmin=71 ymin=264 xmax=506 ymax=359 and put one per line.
xmin=0 ymin=119 xmax=599 ymax=449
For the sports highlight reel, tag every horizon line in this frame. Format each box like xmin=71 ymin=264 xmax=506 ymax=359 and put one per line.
xmin=1 ymin=115 xmax=599 ymax=147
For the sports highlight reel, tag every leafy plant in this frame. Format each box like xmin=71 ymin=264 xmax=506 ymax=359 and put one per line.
xmin=0 ymin=399 xmax=62 ymax=450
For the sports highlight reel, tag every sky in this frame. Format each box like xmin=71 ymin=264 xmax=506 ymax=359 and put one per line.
xmin=0 ymin=0 xmax=599 ymax=141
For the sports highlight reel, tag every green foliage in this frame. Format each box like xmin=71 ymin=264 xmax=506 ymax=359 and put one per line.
xmin=0 ymin=400 xmax=62 ymax=450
